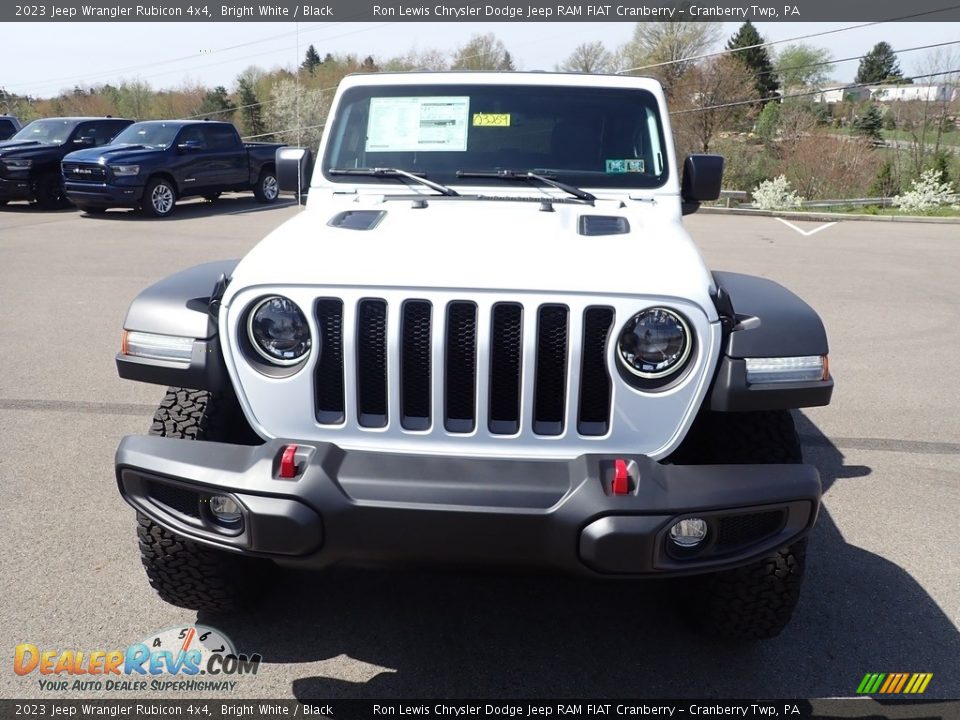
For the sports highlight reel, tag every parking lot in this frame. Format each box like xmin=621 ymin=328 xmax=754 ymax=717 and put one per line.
xmin=1 ymin=197 xmax=958 ymax=700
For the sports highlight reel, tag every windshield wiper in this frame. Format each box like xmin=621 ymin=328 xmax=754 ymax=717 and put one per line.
xmin=328 ymin=167 xmax=459 ymax=197
xmin=455 ymin=169 xmax=595 ymax=203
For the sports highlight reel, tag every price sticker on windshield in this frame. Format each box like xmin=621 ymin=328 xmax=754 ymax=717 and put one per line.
xmin=473 ymin=113 xmax=511 ymax=127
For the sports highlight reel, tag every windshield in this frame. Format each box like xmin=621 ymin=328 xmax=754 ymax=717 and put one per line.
xmin=12 ymin=119 xmax=77 ymax=145
xmin=111 ymin=122 xmax=180 ymax=149
xmin=323 ymin=83 xmax=670 ymax=190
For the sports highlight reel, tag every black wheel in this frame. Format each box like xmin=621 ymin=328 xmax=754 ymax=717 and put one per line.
xmin=35 ymin=174 xmax=69 ymax=210
xmin=77 ymin=205 xmax=107 ymax=215
xmin=673 ymin=410 xmax=808 ymax=640
xmin=137 ymin=388 xmax=270 ymax=613
xmin=142 ymin=177 xmax=177 ymax=217
xmin=204 ymin=192 xmax=221 ymax=202
xmin=253 ymin=167 xmax=279 ymax=203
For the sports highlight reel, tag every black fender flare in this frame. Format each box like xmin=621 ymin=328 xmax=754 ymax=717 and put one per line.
xmin=116 ymin=260 xmax=238 ymax=391
xmin=709 ymin=271 xmax=833 ymax=411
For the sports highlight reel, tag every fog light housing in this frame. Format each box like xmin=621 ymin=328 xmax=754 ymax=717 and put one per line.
xmin=208 ymin=495 xmax=243 ymax=525
xmin=669 ymin=518 xmax=708 ymax=548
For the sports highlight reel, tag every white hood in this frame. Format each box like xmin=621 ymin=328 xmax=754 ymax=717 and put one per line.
xmin=227 ymin=191 xmax=718 ymax=319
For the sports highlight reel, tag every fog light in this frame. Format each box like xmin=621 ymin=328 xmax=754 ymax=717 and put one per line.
xmin=669 ymin=518 xmax=708 ymax=547
xmin=209 ymin=495 xmax=242 ymax=525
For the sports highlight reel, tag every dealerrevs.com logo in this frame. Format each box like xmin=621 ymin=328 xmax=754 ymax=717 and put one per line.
xmin=14 ymin=625 xmax=261 ymax=692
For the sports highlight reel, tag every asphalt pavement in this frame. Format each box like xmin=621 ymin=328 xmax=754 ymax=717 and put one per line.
xmin=1 ymin=196 xmax=958 ymax=701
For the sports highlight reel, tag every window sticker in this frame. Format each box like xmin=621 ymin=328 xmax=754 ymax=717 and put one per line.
xmin=473 ymin=113 xmax=511 ymax=127
xmin=605 ymin=159 xmax=645 ymax=174
xmin=366 ymin=96 xmax=470 ymax=152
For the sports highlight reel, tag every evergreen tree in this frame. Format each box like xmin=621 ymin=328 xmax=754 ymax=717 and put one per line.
xmin=197 ymin=86 xmax=236 ymax=121
xmin=301 ymin=45 xmax=322 ymax=74
xmin=853 ymin=105 xmax=883 ymax=140
xmin=360 ymin=56 xmax=379 ymax=72
xmin=855 ymin=42 xmax=904 ymax=84
xmin=726 ymin=21 xmax=779 ymax=100
xmin=237 ymin=77 xmax=266 ymax=138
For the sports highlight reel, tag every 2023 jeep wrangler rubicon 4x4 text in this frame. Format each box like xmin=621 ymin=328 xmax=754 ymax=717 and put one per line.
xmin=114 ymin=73 xmax=833 ymax=640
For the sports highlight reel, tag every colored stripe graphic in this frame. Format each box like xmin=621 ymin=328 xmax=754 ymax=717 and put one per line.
xmin=857 ymin=673 xmax=932 ymax=694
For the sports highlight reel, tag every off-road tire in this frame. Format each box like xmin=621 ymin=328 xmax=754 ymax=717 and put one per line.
xmin=35 ymin=174 xmax=69 ymax=210
xmin=675 ymin=410 xmax=808 ymax=640
xmin=137 ymin=387 xmax=270 ymax=613
xmin=253 ymin=167 xmax=279 ymax=203
xmin=142 ymin=177 xmax=177 ymax=218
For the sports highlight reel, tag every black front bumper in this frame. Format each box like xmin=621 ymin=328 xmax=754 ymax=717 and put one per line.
xmin=0 ymin=175 xmax=35 ymax=201
xmin=116 ymin=436 xmax=820 ymax=577
xmin=64 ymin=181 xmax=144 ymax=207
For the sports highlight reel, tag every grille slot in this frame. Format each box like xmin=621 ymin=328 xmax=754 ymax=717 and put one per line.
xmin=314 ymin=298 xmax=345 ymax=424
xmin=400 ymin=300 xmax=432 ymax=430
xmin=533 ymin=305 xmax=569 ymax=436
xmin=716 ymin=511 xmax=786 ymax=552
xmin=148 ymin=481 xmax=201 ymax=519
xmin=356 ymin=299 xmax=388 ymax=428
xmin=444 ymin=302 xmax=478 ymax=433
xmin=488 ymin=303 xmax=523 ymax=435
xmin=578 ymin=307 xmax=615 ymax=436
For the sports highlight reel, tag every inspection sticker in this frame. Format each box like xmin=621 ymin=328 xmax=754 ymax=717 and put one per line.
xmin=606 ymin=159 xmax=645 ymax=173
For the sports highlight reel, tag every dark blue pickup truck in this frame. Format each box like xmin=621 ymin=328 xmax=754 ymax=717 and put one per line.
xmin=62 ymin=120 xmax=285 ymax=217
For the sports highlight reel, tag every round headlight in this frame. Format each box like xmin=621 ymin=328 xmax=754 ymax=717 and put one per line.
xmin=617 ymin=308 xmax=691 ymax=379
xmin=247 ymin=296 xmax=311 ymax=365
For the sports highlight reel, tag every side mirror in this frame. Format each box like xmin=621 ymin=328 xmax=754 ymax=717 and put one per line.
xmin=177 ymin=139 xmax=205 ymax=153
xmin=276 ymin=146 xmax=314 ymax=198
xmin=681 ymin=154 xmax=724 ymax=214
xmin=74 ymin=136 xmax=96 ymax=147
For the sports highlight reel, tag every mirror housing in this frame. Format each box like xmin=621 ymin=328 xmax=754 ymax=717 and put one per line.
xmin=177 ymin=139 xmax=205 ymax=153
xmin=681 ymin=154 xmax=724 ymax=215
xmin=276 ymin=146 xmax=314 ymax=197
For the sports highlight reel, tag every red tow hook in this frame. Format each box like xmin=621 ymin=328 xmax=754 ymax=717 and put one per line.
xmin=611 ymin=458 xmax=630 ymax=495
xmin=279 ymin=444 xmax=299 ymax=479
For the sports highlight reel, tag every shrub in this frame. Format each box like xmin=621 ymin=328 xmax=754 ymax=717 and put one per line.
xmin=892 ymin=169 xmax=958 ymax=213
xmin=753 ymin=175 xmax=804 ymax=210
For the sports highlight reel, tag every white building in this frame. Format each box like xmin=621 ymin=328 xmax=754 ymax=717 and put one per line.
xmin=868 ymin=84 xmax=956 ymax=102
xmin=812 ymin=85 xmax=870 ymax=104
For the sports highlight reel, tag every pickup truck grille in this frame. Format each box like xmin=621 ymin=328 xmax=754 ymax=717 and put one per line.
xmin=62 ymin=162 xmax=106 ymax=182
xmin=314 ymin=297 xmax=615 ymax=438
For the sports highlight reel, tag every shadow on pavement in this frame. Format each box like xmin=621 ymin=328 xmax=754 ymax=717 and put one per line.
xmin=201 ymin=412 xmax=959 ymax=699
xmin=83 ymin=196 xmax=295 ymax=221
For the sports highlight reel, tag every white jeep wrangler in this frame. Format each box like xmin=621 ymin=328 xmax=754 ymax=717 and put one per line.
xmin=115 ymin=72 xmax=833 ymax=639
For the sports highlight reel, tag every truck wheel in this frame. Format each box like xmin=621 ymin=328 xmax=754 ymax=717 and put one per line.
xmin=137 ymin=388 xmax=270 ymax=613
xmin=143 ymin=177 xmax=177 ymax=217
xmin=36 ymin=174 xmax=69 ymax=210
xmin=253 ymin=168 xmax=279 ymax=203
xmin=674 ymin=410 xmax=808 ymax=640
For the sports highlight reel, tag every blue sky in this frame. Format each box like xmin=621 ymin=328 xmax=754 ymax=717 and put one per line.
xmin=2 ymin=22 xmax=959 ymax=98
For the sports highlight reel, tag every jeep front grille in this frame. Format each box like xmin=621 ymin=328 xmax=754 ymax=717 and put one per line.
xmin=227 ymin=287 xmax=719 ymax=460
xmin=313 ymin=297 xmax=613 ymax=438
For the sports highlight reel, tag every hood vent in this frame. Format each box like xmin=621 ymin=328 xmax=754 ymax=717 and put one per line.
xmin=579 ymin=215 xmax=630 ymax=236
xmin=328 ymin=210 xmax=386 ymax=231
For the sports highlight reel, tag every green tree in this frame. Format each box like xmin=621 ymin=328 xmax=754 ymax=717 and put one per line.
xmin=301 ymin=44 xmax=322 ymax=74
xmin=618 ymin=20 xmax=721 ymax=96
xmin=726 ymin=21 xmax=779 ymax=100
xmin=451 ymin=33 xmax=515 ymax=71
xmin=755 ymin=101 xmax=781 ymax=143
xmin=931 ymin=151 xmax=951 ymax=184
xmin=853 ymin=105 xmax=883 ymax=140
xmin=236 ymin=77 xmax=266 ymax=139
xmin=775 ymin=43 xmax=833 ymax=90
xmin=870 ymin=159 xmax=899 ymax=197
xmin=558 ymin=41 xmax=616 ymax=73
xmin=855 ymin=42 xmax=904 ymax=84
xmin=197 ymin=86 xmax=236 ymax=121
